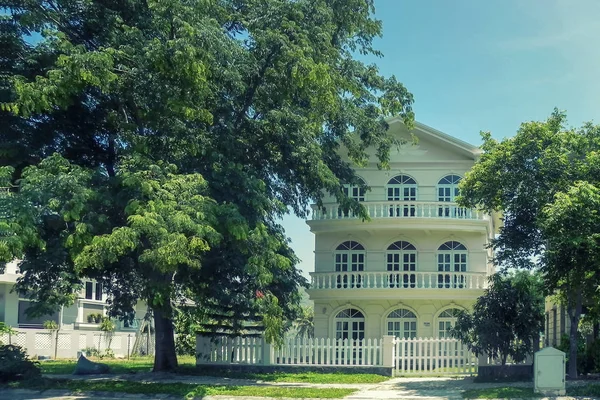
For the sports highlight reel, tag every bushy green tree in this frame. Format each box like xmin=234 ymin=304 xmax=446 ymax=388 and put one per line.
xmin=2 ymin=0 xmax=413 ymax=371
xmin=451 ymin=272 xmax=544 ymax=365
xmin=458 ymin=111 xmax=600 ymax=377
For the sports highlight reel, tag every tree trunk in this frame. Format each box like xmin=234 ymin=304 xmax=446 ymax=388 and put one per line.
xmin=567 ymin=289 xmax=583 ymax=379
xmin=152 ymin=306 xmax=178 ymax=372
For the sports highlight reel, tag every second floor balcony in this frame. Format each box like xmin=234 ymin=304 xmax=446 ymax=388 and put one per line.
xmin=307 ymin=201 xmax=495 ymax=235
xmin=311 ymin=201 xmax=488 ymax=221
xmin=309 ymin=270 xmax=488 ymax=291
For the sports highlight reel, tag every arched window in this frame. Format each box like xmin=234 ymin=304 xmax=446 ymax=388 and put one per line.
xmin=387 ymin=309 xmax=417 ymax=338
xmin=437 ymin=241 xmax=468 ymax=288
xmin=386 ymin=241 xmax=417 ymax=288
xmin=335 ymin=308 xmax=365 ymax=340
xmin=338 ymin=178 xmax=366 ymax=218
xmin=343 ymin=178 xmax=366 ymax=201
xmin=387 ymin=175 xmax=417 ymax=217
xmin=437 ymin=175 xmax=462 ymax=217
xmin=335 ymin=241 xmax=365 ymax=288
xmin=438 ymin=308 xmax=463 ymax=338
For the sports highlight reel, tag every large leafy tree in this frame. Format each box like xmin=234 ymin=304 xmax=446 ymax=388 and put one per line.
xmin=541 ymin=181 xmax=600 ymax=375
xmin=458 ymin=110 xmax=600 ymax=377
xmin=2 ymin=0 xmax=414 ymax=371
xmin=452 ymin=272 xmax=544 ymax=365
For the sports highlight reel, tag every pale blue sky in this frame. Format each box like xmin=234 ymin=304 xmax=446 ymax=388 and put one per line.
xmin=283 ymin=0 xmax=600 ymax=279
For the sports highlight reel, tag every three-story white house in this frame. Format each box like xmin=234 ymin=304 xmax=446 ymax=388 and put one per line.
xmin=306 ymin=119 xmax=499 ymax=341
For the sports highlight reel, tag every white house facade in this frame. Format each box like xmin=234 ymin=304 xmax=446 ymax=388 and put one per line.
xmin=0 ymin=260 xmax=145 ymax=332
xmin=306 ymin=119 xmax=499 ymax=341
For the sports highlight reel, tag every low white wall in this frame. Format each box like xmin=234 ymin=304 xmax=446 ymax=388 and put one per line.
xmin=0 ymin=328 xmax=137 ymax=359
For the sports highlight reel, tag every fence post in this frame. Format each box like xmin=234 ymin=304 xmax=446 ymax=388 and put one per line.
xmin=195 ymin=334 xmax=211 ymax=365
xmin=478 ymin=352 xmax=489 ymax=367
xmin=261 ymin=337 xmax=272 ymax=365
xmin=382 ymin=335 xmax=395 ymax=367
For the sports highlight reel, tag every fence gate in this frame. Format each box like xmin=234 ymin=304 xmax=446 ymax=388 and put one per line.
xmin=393 ymin=337 xmax=477 ymax=376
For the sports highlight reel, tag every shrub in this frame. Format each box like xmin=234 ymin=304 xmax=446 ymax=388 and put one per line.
xmin=82 ymin=347 xmax=99 ymax=357
xmin=586 ymin=339 xmax=600 ymax=373
xmin=0 ymin=344 xmax=41 ymax=382
xmin=558 ymin=333 xmax=592 ymax=375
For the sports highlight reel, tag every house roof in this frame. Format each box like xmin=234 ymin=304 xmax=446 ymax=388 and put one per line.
xmin=386 ymin=117 xmax=483 ymax=159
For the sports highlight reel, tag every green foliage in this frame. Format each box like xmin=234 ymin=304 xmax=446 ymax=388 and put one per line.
xmin=43 ymin=320 xmax=58 ymax=331
xmin=557 ymin=333 xmax=592 ymax=375
xmin=87 ymin=313 xmax=103 ymax=324
xmin=0 ymin=323 xmax=16 ymax=345
xmin=451 ymin=271 xmax=544 ymax=365
xmin=0 ymin=344 xmax=41 ymax=382
xmin=458 ymin=110 xmax=600 ymax=377
xmin=4 ymin=0 xmax=413 ymax=370
xmin=174 ymin=308 xmax=199 ymax=356
xmin=292 ymin=306 xmax=314 ymax=338
xmin=100 ymin=318 xmax=116 ymax=333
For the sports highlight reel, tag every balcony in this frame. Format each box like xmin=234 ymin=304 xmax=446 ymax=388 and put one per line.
xmin=307 ymin=201 xmax=493 ymax=234
xmin=307 ymin=271 xmax=488 ymax=300
xmin=311 ymin=201 xmax=487 ymax=221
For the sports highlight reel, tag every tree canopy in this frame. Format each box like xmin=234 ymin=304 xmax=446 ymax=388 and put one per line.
xmin=458 ymin=110 xmax=600 ymax=377
xmin=1 ymin=0 xmax=414 ymax=371
xmin=451 ymin=272 xmax=544 ymax=365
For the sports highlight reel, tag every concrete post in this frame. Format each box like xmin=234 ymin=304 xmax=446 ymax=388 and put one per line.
xmin=382 ymin=335 xmax=395 ymax=367
xmin=195 ymin=335 xmax=211 ymax=365
xmin=261 ymin=337 xmax=273 ymax=365
xmin=478 ymin=352 xmax=489 ymax=366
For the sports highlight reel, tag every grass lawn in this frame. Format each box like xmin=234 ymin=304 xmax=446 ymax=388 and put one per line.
xmin=463 ymin=384 xmax=600 ymax=399
xmin=40 ymin=356 xmax=390 ymax=384
xmin=2 ymin=378 xmax=356 ymax=399
xmin=462 ymin=387 xmax=540 ymax=399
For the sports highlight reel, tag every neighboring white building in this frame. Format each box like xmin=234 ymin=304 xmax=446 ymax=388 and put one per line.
xmin=306 ymin=119 xmax=500 ymax=340
xmin=0 ymin=261 xmax=145 ymax=332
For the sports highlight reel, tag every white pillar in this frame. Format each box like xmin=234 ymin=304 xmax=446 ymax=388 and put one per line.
xmin=196 ymin=335 xmax=211 ymax=365
xmin=382 ymin=335 xmax=395 ymax=367
xmin=261 ymin=337 xmax=273 ymax=365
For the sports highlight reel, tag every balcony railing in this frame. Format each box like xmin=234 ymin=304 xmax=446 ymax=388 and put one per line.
xmin=310 ymin=201 xmax=488 ymax=221
xmin=310 ymin=271 xmax=488 ymax=290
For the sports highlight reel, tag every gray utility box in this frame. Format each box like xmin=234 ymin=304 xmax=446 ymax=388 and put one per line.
xmin=534 ymin=347 xmax=566 ymax=396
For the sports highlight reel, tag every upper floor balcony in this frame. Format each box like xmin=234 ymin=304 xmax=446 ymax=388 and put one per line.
xmin=307 ymin=270 xmax=488 ymax=301
xmin=307 ymin=201 xmax=493 ymax=234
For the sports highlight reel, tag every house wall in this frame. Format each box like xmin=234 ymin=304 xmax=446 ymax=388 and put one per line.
xmin=308 ymin=122 xmax=494 ymax=340
xmin=314 ymin=231 xmax=489 ymax=274
xmin=313 ymin=299 xmax=473 ymax=339
xmin=545 ymin=297 xmax=569 ymax=347
xmin=320 ymin=164 xmax=475 ymax=204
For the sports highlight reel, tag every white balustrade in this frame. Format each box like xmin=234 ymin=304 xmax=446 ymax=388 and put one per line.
xmin=310 ymin=201 xmax=487 ymax=221
xmin=310 ymin=270 xmax=488 ymax=290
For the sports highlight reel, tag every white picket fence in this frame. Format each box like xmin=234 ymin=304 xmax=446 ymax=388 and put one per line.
xmin=275 ymin=337 xmax=382 ymax=366
xmin=197 ymin=336 xmax=383 ymax=366
xmin=393 ymin=337 xmax=477 ymax=375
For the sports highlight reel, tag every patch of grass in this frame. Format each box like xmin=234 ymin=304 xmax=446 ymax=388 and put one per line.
xmin=40 ymin=356 xmax=196 ymax=375
xmin=568 ymin=384 xmax=600 ymax=397
xmin=179 ymin=368 xmax=389 ymax=384
xmin=462 ymin=387 xmax=541 ymax=399
xmin=2 ymin=378 xmax=355 ymax=399
xmin=41 ymin=357 xmax=389 ymax=384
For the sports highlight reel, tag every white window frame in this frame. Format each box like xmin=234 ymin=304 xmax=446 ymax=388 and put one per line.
xmin=437 ymin=308 xmax=463 ymax=338
xmin=437 ymin=241 xmax=468 ymax=288
xmin=437 ymin=175 xmax=462 ymax=217
xmin=335 ymin=241 xmax=365 ymax=288
xmin=386 ymin=308 xmax=418 ymax=338
xmin=386 ymin=241 xmax=417 ymax=288
xmin=335 ymin=308 xmax=365 ymax=340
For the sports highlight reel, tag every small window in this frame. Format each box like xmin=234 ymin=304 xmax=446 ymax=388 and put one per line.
xmin=95 ymin=283 xmax=102 ymax=301
xmin=85 ymin=282 xmax=93 ymax=300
